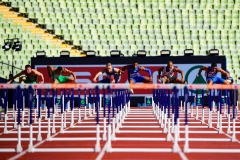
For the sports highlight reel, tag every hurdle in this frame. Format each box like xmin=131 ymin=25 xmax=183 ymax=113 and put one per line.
xmin=0 ymin=83 xmax=239 ymax=154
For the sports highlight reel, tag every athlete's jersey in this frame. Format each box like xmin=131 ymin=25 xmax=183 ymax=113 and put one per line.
xmin=128 ymin=65 xmax=140 ymax=78
xmin=162 ymin=66 xmax=174 ymax=77
xmin=205 ymin=66 xmax=217 ymax=79
xmin=105 ymin=67 xmax=115 ymax=79
xmin=52 ymin=70 xmax=62 ymax=81
xmin=24 ymin=71 xmax=37 ymax=82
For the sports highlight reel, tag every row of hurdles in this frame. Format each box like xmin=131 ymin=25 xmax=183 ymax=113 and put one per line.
xmin=0 ymin=83 xmax=240 ymax=153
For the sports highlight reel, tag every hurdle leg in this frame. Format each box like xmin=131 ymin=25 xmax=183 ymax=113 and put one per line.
xmin=12 ymin=104 xmax=15 ymax=118
xmin=190 ymin=104 xmax=193 ymax=117
xmin=227 ymin=113 xmax=231 ymax=134
xmin=28 ymin=124 xmax=34 ymax=152
xmin=78 ymin=108 xmax=81 ymax=124
xmin=173 ymin=124 xmax=179 ymax=152
xmin=209 ymin=110 xmax=212 ymax=128
xmin=218 ymin=113 xmax=223 ymax=134
xmin=13 ymin=110 xmax=17 ymax=129
xmin=167 ymin=117 xmax=171 ymax=141
xmin=224 ymin=103 xmax=227 ymax=117
xmin=88 ymin=103 xmax=92 ymax=116
xmin=44 ymin=106 xmax=48 ymax=120
xmin=60 ymin=113 xmax=64 ymax=133
xmin=106 ymin=124 xmax=112 ymax=152
xmin=201 ymin=108 xmax=204 ymax=124
xmin=84 ymin=105 xmax=87 ymax=119
xmin=52 ymin=112 xmax=56 ymax=134
xmin=180 ymin=100 xmax=183 ymax=110
xmin=21 ymin=110 xmax=25 ymax=127
xmin=70 ymin=107 xmax=74 ymax=128
xmin=4 ymin=114 xmax=8 ymax=134
xmin=93 ymin=103 xmax=95 ymax=114
xmin=47 ymin=117 xmax=51 ymax=141
xmin=183 ymin=102 xmax=185 ymax=113
xmin=37 ymin=117 xmax=42 ymax=141
xmin=231 ymin=118 xmax=236 ymax=141
xmin=156 ymin=104 xmax=159 ymax=120
xmin=112 ymin=118 xmax=116 ymax=140
xmin=217 ymin=110 xmax=220 ymax=128
xmin=95 ymin=123 xmax=101 ymax=152
xmin=213 ymin=101 xmax=216 ymax=113
xmin=16 ymin=124 xmax=23 ymax=152
xmin=161 ymin=106 xmax=164 ymax=128
xmin=171 ymin=114 xmax=175 ymax=133
xmin=103 ymin=117 xmax=107 ymax=140
xmin=195 ymin=105 xmax=199 ymax=120
xmin=183 ymin=124 xmax=189 ymax=153
xmin=64 ymin=110 xmax=67 ymax=128
xmin=163 ymin=113 xmax=167 ymax=133
xmin=34 ymin=108 xmax=37 ymax=124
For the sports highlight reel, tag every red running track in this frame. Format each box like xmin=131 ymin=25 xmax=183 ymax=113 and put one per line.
xmin=0 ymin=106 xmax=240 ymax=160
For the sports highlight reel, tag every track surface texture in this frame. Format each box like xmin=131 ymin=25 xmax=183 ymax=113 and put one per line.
xmin=0 ymin=105 xmax=240 ymax=160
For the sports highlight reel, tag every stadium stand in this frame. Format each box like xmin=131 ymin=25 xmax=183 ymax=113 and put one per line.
xmin=0 ymin=0 xmax=240 ymax=82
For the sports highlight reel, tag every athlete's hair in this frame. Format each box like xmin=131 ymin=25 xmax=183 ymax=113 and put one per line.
xmin=133 ymin=61 xmax=138 ymax=64
xmin=25 ymin=65 xmax=31 ymax=69
xmin=168 ymin=61 xmax=173 ymax=65
xmin=57 ymin=66 xmax=63 ymax=71
xmin=211 ymin=62 xmax=217 ymax=67
xmin=106 ymin=63 xmax=112 ymax=67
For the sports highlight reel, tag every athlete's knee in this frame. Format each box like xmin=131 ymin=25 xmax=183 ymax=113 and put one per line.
xmin=224 ymin=80 xmax=230 ymax=85
xmin=19 ymin=77 xmax=25 ymax=83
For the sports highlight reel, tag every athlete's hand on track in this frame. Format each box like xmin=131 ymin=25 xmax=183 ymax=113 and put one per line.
xmin=196 ymin=74 xmax=199 ymax=78
xmin=93 ymin=78 xmax=97 ymax=82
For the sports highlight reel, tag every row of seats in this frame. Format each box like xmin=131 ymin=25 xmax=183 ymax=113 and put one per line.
xmin=1 ymin=0 xmax=239 ymax=82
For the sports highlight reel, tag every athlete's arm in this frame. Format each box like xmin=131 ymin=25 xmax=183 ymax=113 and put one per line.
xmin=63 ymin=68 xmax=77 ymax=80
xmin=7 ymin=70 xmax=25 ymax=83
xmin=47 ymin=65 xmax=55 ymax=78
xmin=32 ymin=69 xmax=44 ymax=83
xmin=93 ymin=69 xmax=106 ymax=82
xmin=158 ymin=67 xmax=164 ymax=79
xmin=113 ymin=68 xmax=123 ymax=75
xmin=173 ymin=68 xmax=184 ymax=80
xmin=217 ymin=68 xmax=230 ymax=79
xmin=196 ymin=66 xmax=208 ymax=77
xmin=139 ymin=66 xmax=152 ymax=77
xmin=122 ymin=65 xmax=129 ymax=72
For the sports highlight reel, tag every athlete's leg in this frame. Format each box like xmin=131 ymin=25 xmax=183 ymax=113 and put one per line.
xmin=19 ymin=76 xmax=26 ymax=83
xmin=97 ymin=78 xmax=111 ymax=83
xmin=128 ymin=78 xmax=135 ymax=93
xmin=66 ymin=77 xmax=77 ymax=83
xmin=212 ymin=77 xmax=230 ymax=85
xmin=162 ymin=76 xmax=170 ymax=84
xmin=143 ymin=76 xmax=152 ymax=83
xmin=173 ymin=78 xmax=187 ymax=84
xmin=53 ymin=79 xmax=59 ymax=84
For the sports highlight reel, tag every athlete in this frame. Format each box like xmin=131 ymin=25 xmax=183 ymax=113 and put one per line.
xmin=7 ymin=65 xmax=44 ymax=84
xmin=47 ymin=65 xmax=76 ymax=83
xmin=158 ymin=61 xmax=187 ymax=84
xmin=122 ymin=61 xmax=152 ymax=93
xmin=93 ymin=63 xmax=122 ymax=83
xmin=196 ymin=62 xmax=231 ymax=85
